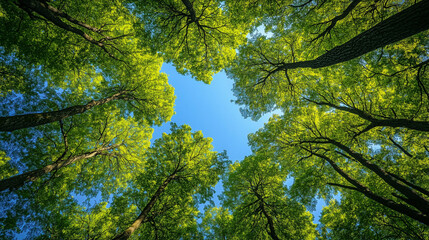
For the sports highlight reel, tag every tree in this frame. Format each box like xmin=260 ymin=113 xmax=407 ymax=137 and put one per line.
xmin=258 ymin=0 xmax=429 ymax=74
xmin=0 ymin=0 xmax=175 ymax=130
xmin=1 ymin=90 xmax=125 ymax=132
xmin=248 ymin=103 xmax=429 ymax=232
xmin=14 ymin=0 xmax=131 ymax=61
xmin=200 ymin=206 xmax=236 ymax=240
xmin=129 ymin=0 xmax=249 ymax=82
xmin=0 ymin=81 xmax=174 ymax=132
xmin=224 ymin=1 xmax=429 ymax=232
xmin=235 ymin=0 xmax=429 ymax=227
xmin=0 ymin=107 xmax=153 ymax=238
xmin=0 ymin=115 xmax=131 ymax=192
xmin=1 ymin=0 xmax=428 ymax=238
xmin=304 ymin=95 xmax=429 ymax=135
xmin=112 ymin=123 xmax=228 ymax=239
xmin=0 ymin=0 xmax=135 ymax=68
xmin=228 ymin=0 xmax=429 ymax=120
xmin=320 ymin=195 xmax=429 ymax=239
xmin=220 ymin=152 xmax=318 ymax=239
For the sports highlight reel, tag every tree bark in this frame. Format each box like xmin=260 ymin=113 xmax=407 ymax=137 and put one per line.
xmin=112 ymin=173 xmax=176 ymax=240
xmin=0 ymin=144 xmax=118 ymax=192
xmin=181 ymin=0 xmax=197 ymax=22
xmin=274 ymin=0 xmax=429 ymax=72
xmin=0 ymin=91 xmax=125 ymax=132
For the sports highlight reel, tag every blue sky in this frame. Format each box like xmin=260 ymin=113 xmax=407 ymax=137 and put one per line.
xmin=153 ymin=63 xmax=275 ymax=162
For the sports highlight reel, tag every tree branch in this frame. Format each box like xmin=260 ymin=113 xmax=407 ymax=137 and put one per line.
xmin=389 ymin=136 xmax=413 ymax=158
xmin=311 ymin=0 xmax=363 ymax=42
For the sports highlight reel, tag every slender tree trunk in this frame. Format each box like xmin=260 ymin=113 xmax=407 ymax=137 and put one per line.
xmin=275 ymin=0 xmax=429 ymax=71
xmin=309 ymin=149 xmax=429 ymax=225
xmin=112 ymin=173 xmax=176 ymax=240
xmin=261 ymin=204 xmax=280 ymax=240
xmin=0 ymin=92 xmax=125 ymax=132
xmin=0 ymin=145 xmax=118 ymax=192
xmin=254 ymin=192 xmax=280 ymax=240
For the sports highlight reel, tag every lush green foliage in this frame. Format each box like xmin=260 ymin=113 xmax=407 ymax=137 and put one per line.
xmin=112 ymin=123 xmax=228 ymax=239
xmin=232 ymin=0 xmax=429 ymax=237
xmin=219 ymin=152 xmax=318 ymax=239
xmin=1 ymin=0 xmax=428 ymax=239
xmin=129 ymin=0 xmax=248 ymax=83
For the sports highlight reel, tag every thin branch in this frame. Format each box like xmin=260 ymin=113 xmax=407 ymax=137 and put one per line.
xmin=388 ymin=136 xmax=413 ymax=158
xmin=327 ymin=182 xmax=359 ymax=191
xmin=311 ymin=0 xmax=363 ymax=42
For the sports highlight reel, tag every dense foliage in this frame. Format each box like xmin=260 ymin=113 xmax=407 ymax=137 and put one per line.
xmin=1 ymin=0 xmax=428 ymax=239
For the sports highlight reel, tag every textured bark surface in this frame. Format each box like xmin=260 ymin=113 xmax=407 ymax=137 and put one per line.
xmin=275 ymin=0 xmax=429 ymax=71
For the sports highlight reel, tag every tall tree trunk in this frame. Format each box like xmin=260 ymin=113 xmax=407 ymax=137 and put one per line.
xmin=0 ymin=92 xmax=125 ymax=132
xmin=275 ymin=0 xmax=429 ymax=71
xmin=112 ymin=173 xmax=176 ymax=240
xmin=0 ymin=144 xmax=118 ymax=192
